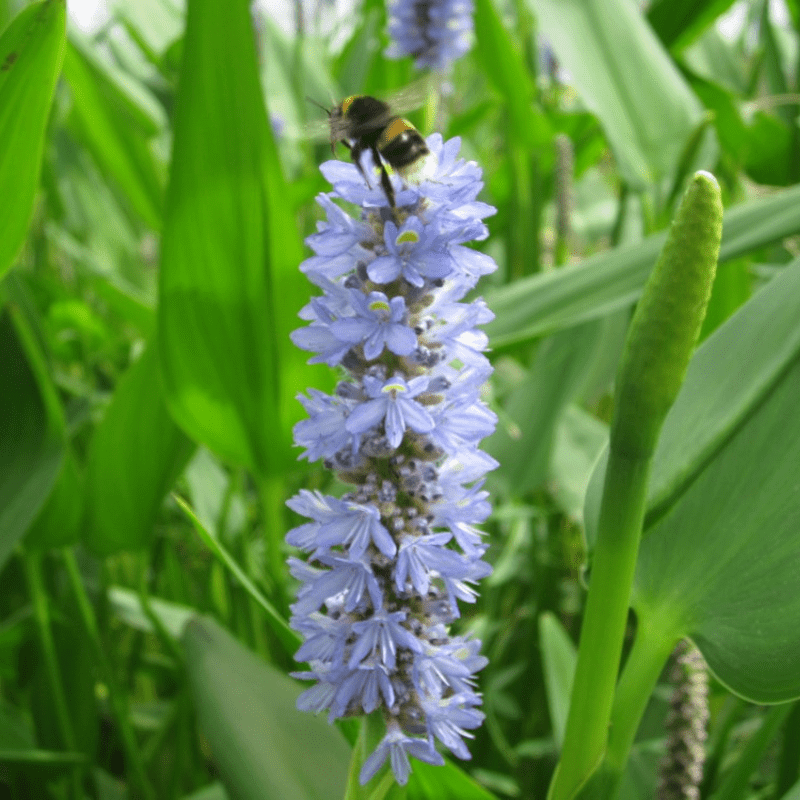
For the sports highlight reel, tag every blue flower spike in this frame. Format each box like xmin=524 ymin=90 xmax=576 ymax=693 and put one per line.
xmin=386 ymin=0 xmax=475 ymax=72
xmin=287 ymin=133 xmax=498 ymax=786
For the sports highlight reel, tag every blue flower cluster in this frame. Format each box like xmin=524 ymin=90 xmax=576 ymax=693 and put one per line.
xmin=287 ymin=134 xmax=497 ymax=786
xmin=386 ymin=0 xmax=475 ymax=72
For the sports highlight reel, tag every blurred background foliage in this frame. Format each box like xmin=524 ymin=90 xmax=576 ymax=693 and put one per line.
xmin=1 ymin=0 xmax=800 ymax=798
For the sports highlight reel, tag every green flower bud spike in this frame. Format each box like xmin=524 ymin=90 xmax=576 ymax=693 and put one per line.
xmin=548 ymin=172 xmax=723 ymax=800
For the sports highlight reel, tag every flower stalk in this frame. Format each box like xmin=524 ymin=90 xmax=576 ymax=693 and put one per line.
xmin=548 ymin=172 xmax=722 ymax=800
xmin=287 ymin=136 xmax=498 ymax=786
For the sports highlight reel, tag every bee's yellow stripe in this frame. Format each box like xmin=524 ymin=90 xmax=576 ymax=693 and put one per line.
xmin=380 ymin=117 xmax=413 ymax=146
xmin=341 ymin=96 xmax=359 ymax=114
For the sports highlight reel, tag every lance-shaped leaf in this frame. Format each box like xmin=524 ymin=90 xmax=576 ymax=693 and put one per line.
xmin=531 ymin=0 xmax=707 ymax=188
xmin=158 ymin=0 xmax=300 ymax=476
xmin=485 ymin=182 xmax=800 ymax=348
xmin=183 ymin=616 xmax=351 ymax=800
xmin=0 ymin=0 xmax=66 ymax=277
xmin=633 ymin=347 xmax=800 ymax=702
xmin=0 ymin=307 xmax=64 ymax=570
xmin=85 ymin=344 xmax=194 ymax=555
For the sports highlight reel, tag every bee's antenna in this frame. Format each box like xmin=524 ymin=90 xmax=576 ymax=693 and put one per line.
xmin=305 ymin=95 xmax=331 ymax=116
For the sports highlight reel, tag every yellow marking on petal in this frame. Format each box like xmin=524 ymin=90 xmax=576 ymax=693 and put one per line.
xmin=382 ymin=381 xmax=406 ymax=395
xmin=369 ymin=300 xmax=391 ymax=313
xmin=396 ymin=230 xmax=420 ymax=245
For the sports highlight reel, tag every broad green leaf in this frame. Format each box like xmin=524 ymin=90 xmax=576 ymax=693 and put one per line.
xmin=485 ymin=182 xmax=800 ymax=348
xmin=24 ymin=448 xmax=82 ymax=550
xmin=113 ymin=0 xmax=185 ymax=59
xmin=0 ymin=0 xmax=65 ymax=276
xmin=405 ymin=759 xmax=499 ymax=799
xmin=183 ymin=616 xmax=351 ymax=800
xmin=85 ymin=344 xmax=194 ymax=555
xmin=531 ymin=0 xmax=705 ymax=188
xmin=646 ymin=256 xmax=800 ymax=522
xmin=647 ymin=0 xmax=737 ymax=51
xmin=539 ymin=613 xmax=577 ymax=750
xmin=634 ymin=351 xmax=800 ymax=703
xmin=474 ymin=0 xmax=550 ymax=153
xmin=61 ymin=35 xmax=165 ymax=229
xmin=183 ymin=783 xmax=229 ymax=800
xmin=158 ymin=0 xmax=300 ymax=476
xmin=780 ymin=778 xmax=800 ymax=800
xmin=0 ymin=306 xmax=64 ymax=570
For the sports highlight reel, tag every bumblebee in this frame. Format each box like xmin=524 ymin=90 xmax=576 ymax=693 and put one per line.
xmin=326 ymin=93 xmax=433 ymax=208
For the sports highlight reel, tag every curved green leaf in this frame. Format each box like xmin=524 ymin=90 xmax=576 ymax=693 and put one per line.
xmin=0 ymin=0 xmax=65 ymax=276
xmin=183 ymin=616 xmax=351 ymax=800
xmin=485 ymin=182 xmax=800 ymax=348
xmin=158 ymin=0 xmax=302 ymax=476
xmin=61 ymin=35 xmax=165 ymax=229
xmin=634 ymin=351 xmax=800 ymax=703
xmin=85 ymin=344 xmax=194 ymax=555
xmin=531 ymin=0 xmax=705 ymax=187
xmin=25 ymin=448 xmax=82 ymax=551
xmin=0 ymin=306 xmax=64 ymax=570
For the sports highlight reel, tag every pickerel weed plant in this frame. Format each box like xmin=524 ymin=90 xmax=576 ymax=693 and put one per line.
xmin=285 ymin=135 xmax=498 ymax=785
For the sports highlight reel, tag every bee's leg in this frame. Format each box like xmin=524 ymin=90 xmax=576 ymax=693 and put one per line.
xmin=371 ymin=144 xmax=396 ymax=208
xmin=348 ymin=141 xmax=373 ymax=188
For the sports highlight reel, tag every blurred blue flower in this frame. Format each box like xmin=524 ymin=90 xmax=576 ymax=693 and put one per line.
xmin=386 ymin=0 xmax=475 ymax=71
xmin=287 ymin=134 xmax=497 ymax=786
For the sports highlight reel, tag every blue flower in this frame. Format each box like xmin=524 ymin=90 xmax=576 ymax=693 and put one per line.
xmin=345 ymin=374 xmax=436 ymax=449
xmin=360 ymin=722 xmax=445 ymax=786
xmin=287 ymin=134 xmax=497 ymax=786
xmin=386 ymin=0 xmax=475 ymax=72
xmin=330 ymin=291 xmax=418 ymax=360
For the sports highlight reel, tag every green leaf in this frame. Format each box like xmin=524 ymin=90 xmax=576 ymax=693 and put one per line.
xmin=474 ymin=0 xmax=550 ymax=152
xmin=531 ymin=0 xmax=705 ymax=187
xmin=708 ymin=705 xmax=793 ymax=800
xmin=107 ymin=586 xmax=196 ymax=640
xmin=485 ymin=182 xmax=800 ymax=348
xmin=406 ymin=759 xmax=499 ymax=799
xmin=182 ymin=616 xmax=351 ymax=800
xmin=61 ymin=35 xmax=165 ymax=229
xmin=172 ymin=494 xmax=299 ymax=654
xmin=0 ymin=0 xmax=66 ymax=277
xmin=24 ymin=448 xmax=82 ymax=550
xmin=158 ymin=0 xmax=301 ymax=476
xmin=634 ymin=350 xmax=800 ymax=702
xmin=0 ymin=306 xmax=64 ymax=570
xmin=85 ymin=344 xmax=194 ymax=555
xmin=539 ymin=613 xmax=577 ymax=750
xmin=779 ymin=778 xmax=800 ymax=800
xmin=647 ymin=0 xmax=737 ymax=51
xmin=486 ymin=321 xmax=607 ymax=495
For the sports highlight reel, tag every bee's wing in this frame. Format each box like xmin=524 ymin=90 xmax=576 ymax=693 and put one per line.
xmin=384 ymin=75 xmax=436 ymax=115
xmin=299 ymin=116 xmax=333 ymax=142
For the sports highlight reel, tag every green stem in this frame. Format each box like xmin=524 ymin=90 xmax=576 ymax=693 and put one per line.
xmin=547 ymin=452 xmax=651 ymax=800
xmin=23 ymin=552 xmax=82 ymax=800
xmin=605 ymin=615 xmax=681 ymax=773
xmin=62 ymin=549 xmax=156 ymax=800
